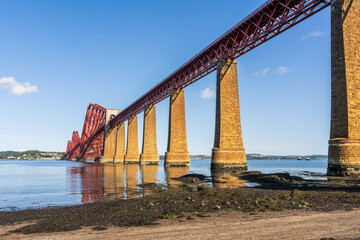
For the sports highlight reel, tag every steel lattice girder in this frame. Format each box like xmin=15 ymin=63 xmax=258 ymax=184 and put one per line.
xmin=65 ymin=104 xmax=105 ymax=160
xmin=110 ymin=0 xmax=330 ymax=128
xmin=65 ymin=131 xmax=80 ymax=160
xmin=66 ymin=0 xmax=331 ymax=159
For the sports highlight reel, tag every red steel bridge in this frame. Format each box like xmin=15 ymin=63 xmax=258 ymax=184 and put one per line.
xmin=64 ymin=0 xmax=331 ymax=160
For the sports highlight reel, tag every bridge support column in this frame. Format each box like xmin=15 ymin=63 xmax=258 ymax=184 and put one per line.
xmin=140 ymin=105 xmax=160 ymax=165
xmin=211 ymin=59 xmax=247 ymax=170
xmin=328 ymin=0 xmax=360 ymax=176
xmin=113 ymin=122 xmax=125 ymax=163
xmin=124 ymin=115 xmax=140 ymax=164
xmin=100 ymin=109 xmax=119 ymax=164
xmin=165 ymin=89 xmax=190 ymax=167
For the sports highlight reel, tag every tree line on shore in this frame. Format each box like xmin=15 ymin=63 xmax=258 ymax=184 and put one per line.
xmin=0 ymin=150 xmax=65 ymax=160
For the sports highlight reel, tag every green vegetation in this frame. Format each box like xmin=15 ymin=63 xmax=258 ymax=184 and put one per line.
xmin=0 ymin=151 xmax=65 ymax=160
xmin=159 ymin=214 xmax=173 ymax=219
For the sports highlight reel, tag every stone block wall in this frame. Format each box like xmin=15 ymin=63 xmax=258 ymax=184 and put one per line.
xmin=211 ymin=59 xmax=247 ymax=170
xmin=329 ymin=0 xmax=360 ymax=176
xmin=140 ymin=105 xmax=160 ymax=164
xmin=165 ymin=89 xmax=190 ymax=166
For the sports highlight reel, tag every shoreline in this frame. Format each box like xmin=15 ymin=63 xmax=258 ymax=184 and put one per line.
xmin=1 ymin=209 xmax=360 ymax=239
xmin=1 ymin=172 xmax=360 ymax=238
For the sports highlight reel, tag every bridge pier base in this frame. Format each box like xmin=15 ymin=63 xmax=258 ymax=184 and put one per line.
xmin=165 ymin=89 xmax=190 ymax=167
xmin=328 ymin=0 xmax=360 ymax=177
xmin=140 ymin=105 xmax=160 ymax=165
xmin=124 ymin=115 xmax=140 ymax=164
xmin=211 ymin=59 xmax=247 ymax=170
xmin=100 ymin=109 xmax=119 ymax=164
xmin=113 ymin=122 xmax=125 ymax=163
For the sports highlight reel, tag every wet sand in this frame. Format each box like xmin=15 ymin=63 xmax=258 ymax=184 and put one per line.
xmin=1 ymin=172 xmax=360 ymax=239
xmin=1 ymin=209 xmax=360 ymax=239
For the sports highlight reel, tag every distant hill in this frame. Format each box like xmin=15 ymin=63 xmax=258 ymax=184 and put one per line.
xmin=0 ymin=150 xmax=65 ymax=160
xmin=246 ymin=154 xmax=327 ymax=160
xmin=1 ymin=151 xmax=327 ymax=161
xmin=160 ymin=154 xmax=327 ymax=160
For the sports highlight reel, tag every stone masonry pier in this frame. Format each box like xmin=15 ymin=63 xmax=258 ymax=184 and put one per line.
xmin=328 ymin=0 xmax=360 ymax=176
xmin=113 ymin=122 xmax=125 ymax=163
xmin=140 ymin=105 xmax=160 ymax=165
xmin=100 ymin=109 xmax=119 ymax=164
xmin=124 ymin=115 xmax=140 ymax=164
xmin=211 ymin=59 xmax=247 ymax=170
xmin=68 ymin=0 xmax=360 ymax=178
xmin=165 ymin=89 xmax=190 ymax=167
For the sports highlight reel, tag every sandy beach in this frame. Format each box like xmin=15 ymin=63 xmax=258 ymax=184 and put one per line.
xmin=1 ymin=209 xmax=360 ymax=239
xmin=1 ymin=172 xmax=360 ymax=239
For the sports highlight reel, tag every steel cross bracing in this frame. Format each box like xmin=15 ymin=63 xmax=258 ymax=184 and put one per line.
xmin=65 ymin=0 xmax=331 ymax=159
xmin=64 ymin=104 xmax=106 ymax=160
xmin=109 ymin=0 xmax=330 ymax=129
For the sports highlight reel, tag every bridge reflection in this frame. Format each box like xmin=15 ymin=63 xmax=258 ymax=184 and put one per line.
xmin=211 ymin=170 xmax=246 ymax=188
xmin=103 ymin=163 xmax=125 ymax=199
xmin=165 ymin=166 xmax=190 ymax=186
xmin=141 ymin=165 xmax=159 ymax=185
xmin=67 ymin=162 xmax=247 ymax=203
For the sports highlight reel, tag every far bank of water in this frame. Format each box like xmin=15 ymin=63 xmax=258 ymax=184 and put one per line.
xmin=0 ymin=159 xmax=327 ymax=211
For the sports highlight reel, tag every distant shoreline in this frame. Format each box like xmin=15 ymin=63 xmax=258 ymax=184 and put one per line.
xmin=0 ymin=158 xmax=328 ymax=161
xmin=0 ymin=151 xmax=327 ymax=161
xmin=0 ymin=159 xmax=61 ymax=161
xmin=0 ymin=150 xmax=65 ymax=161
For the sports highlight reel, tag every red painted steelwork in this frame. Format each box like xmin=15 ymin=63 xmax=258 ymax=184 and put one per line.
xmin=64 ymin=104 xmax=106 ymax=160
xmin=65 ymin=0 xmax=330 ymax=159
xmin=110 ymin=0 xmax=330 ymax=128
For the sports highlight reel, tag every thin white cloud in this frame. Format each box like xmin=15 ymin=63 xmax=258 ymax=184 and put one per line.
xmin=0 ymin=77 xmax=39 ymax=96
xmin=277 ymin=66 xmax=290 ymax=75
xmin=200 ymin=88 xmax=216 ymax=99
xmin=301 ymin=31 xmax=326 ymax=40
xmin=0 ymin=134 xmax=35 ymax=140
xmin=254 ymin=68 xmax=270 ymax=77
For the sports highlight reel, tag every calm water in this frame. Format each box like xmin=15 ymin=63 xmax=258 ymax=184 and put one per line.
xmin=0 ymin=159 xmax=327 ymax=211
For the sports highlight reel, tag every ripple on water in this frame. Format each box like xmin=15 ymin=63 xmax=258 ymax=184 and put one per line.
xmin=0 ymin=159 xmax=328 ymax=211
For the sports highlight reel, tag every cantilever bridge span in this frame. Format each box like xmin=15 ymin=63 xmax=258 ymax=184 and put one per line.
xmin=65 ymin=104 xmax=106 ymax=160
xmin=65 ymin=0 xmax=360 ymax=176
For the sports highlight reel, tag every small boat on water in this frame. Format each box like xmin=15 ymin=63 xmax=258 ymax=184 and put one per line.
xmin=298 ymin=156 xmax=301 ymax=160
xmin=306 ymin=157 xmax=310 ymax=161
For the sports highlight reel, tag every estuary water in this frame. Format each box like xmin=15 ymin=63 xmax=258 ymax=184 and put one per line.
xmin=0 ymin=159 xmax=327 ymax=211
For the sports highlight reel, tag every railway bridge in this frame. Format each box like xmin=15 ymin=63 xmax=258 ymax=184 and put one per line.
xmin=65 ymin=0 xmax=360 ymax=176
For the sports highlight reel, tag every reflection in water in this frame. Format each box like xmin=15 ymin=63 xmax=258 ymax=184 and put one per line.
xmin=165 ymin=166 xmax=190 ymax=186
xmin=0 ymin=160 xmax=328 ymax=211
xmin=125 ymin=164 xmax=139 ymax=199
xmin=114 ymin=164 xmax=125 ymax=198
xmin=141 ymin=165 xmax=159 ymax=196
xmin=68 ymin=163 xmax=103 ymax=203
xmin=68 ymin=160 xmax=322 ymax=203
xmin=141 ymin=165 xmax=159 ymax=184
xmin=211 ymin=169 xmax=246 ymax=188
xmin=103 ymin=163 xmax=116 ymax=199
xmin=103 ymin=164 xmax=125 ymax=199
xmin=82 ymin=164 xmax=103 ymax=203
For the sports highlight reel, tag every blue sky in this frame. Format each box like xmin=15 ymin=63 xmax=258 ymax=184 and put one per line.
xmin=0 ymin=0 xmax=331 ymax=155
